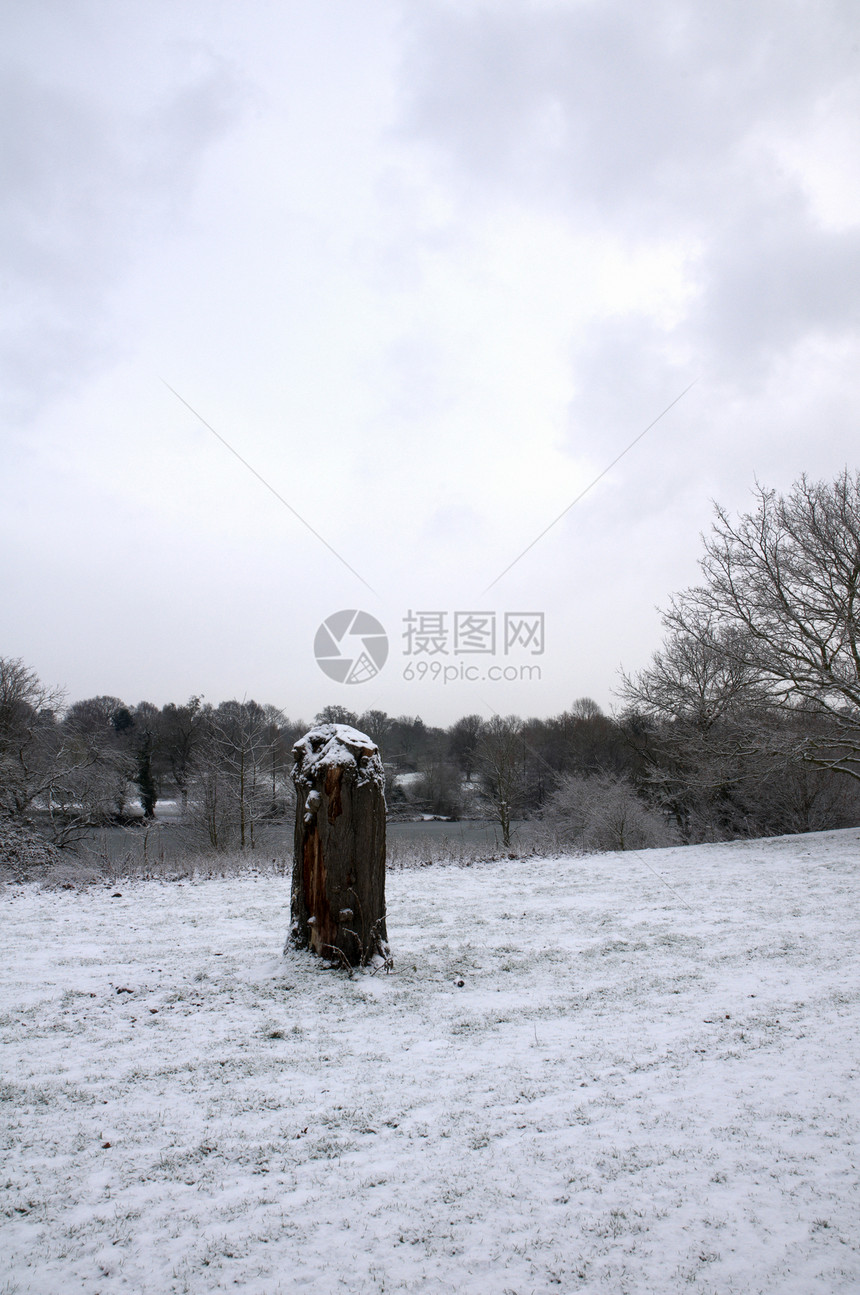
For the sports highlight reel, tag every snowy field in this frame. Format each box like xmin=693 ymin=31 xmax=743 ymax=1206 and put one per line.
xmin=2 ymin=830 xmax=859 ymax=1294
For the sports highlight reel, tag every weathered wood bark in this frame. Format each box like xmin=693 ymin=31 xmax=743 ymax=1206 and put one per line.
xmin=288 ymin=723 xmax=389 ymax=968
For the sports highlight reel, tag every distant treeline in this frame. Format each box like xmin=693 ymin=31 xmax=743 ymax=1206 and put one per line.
xmin=2 ymin=655 xmax=859 ymax=852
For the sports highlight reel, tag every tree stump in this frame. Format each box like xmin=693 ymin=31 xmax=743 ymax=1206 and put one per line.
xmin=288 ymin=723 xmax=390 ymax=969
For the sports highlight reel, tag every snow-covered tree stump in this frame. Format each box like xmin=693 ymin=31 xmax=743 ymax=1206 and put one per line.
xmin=288 ymin=723 xmax=390 ymax=969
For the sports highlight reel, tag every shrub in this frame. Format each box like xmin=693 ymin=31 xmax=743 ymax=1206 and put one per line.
xmin=542 ymin=772 xmax=678 ymax=852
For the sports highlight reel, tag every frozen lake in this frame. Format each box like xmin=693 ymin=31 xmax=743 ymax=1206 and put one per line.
xmin=74 ymin=815 xmax=529 ymax=865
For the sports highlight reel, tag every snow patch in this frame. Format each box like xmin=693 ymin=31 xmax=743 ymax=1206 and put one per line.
xmin=2 ymin=828 xmax=860 ymax=1292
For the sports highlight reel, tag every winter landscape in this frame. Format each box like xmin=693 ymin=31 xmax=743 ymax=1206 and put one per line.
xmin=3 ymin=828 xmax=859 ymax=1294
xmin=4 ymin=3 xmax=860 ymax=1291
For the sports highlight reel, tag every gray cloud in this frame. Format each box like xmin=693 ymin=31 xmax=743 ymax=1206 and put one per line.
xmin=400 ymin=1 xmax=858 ymax=219
xmin=0 ymin=38 xmax=247 ymax=424
xmin=692 ymin=194 xmax=860 ymax=371
xmin=397 ymin=0 xmax=860 ymax=391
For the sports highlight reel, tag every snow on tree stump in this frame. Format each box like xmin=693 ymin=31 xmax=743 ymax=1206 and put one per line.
xmin=288 ymin=723 xmax=390 ymax=969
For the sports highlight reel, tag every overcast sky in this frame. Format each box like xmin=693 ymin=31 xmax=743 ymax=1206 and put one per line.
xmin=2 ymin=0 xmax=859 ymax=727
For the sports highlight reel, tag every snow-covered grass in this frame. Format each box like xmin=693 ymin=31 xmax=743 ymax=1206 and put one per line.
xmin=2 ymin=829 xmax=859 ymax=1293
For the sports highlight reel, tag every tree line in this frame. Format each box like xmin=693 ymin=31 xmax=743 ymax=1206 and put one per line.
xmin=3 ymin=470 xmax=859 ymax=852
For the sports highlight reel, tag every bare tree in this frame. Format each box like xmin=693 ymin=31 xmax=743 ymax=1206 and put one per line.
xmin=476 ymin=715 xmax=527 ymax=848
xmin=192 ymin=700 xmax=282 ymax=849
xmin=356 ymin=709 xmax=392 ymax=750
xmin=0 ymin=657 xmax=65 ymax=818
xmin=619 ymin=471 xmax=860 ymax=838
xmin=619 ymin=615 xmax=767 ymax=834
xmin=411 ymin=760 xmax=463 ymax=818
xmin=569 ymin=697 xmax=603 ymax=721
xmin=448 ymin=714 xmax=484 ymax=782
xmin=621 ymin=615 xmax=766 ymax=734
xmin=0 ymin=662 xmax=135 ymax=844
xmin=159 ymin=697 xmax=204 ymax=813
xmin=315 ymin=704 xmax=359 ymax=726
xmin=62 ymin=696 xmax=136 ymax=819
xmin=663 ymin=471 xmax=860 ymax=782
